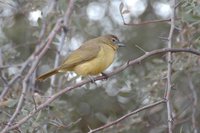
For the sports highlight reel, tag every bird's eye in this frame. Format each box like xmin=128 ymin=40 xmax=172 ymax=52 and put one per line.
xmin=112 ymin=38 xmax=116 ymax=42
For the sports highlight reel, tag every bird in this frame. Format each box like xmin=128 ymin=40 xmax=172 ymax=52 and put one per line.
xmin=36 ymin=34 xmax=124 ymax=81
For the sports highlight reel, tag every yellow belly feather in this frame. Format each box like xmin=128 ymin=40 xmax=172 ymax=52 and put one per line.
xmin=74 ymin=44 xmax=115 ymax=75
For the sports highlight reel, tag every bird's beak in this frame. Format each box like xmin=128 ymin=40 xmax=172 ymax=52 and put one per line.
xmin=117 ymin=41 xmax=125 ymax=47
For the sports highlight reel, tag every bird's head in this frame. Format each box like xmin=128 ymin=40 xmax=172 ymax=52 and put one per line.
xmin=101 ymin=34 xmax=125 ymax=50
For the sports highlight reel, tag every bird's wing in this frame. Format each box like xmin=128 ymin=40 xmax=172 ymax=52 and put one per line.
xmin=59 ymin=43 xmax=101 ymax=69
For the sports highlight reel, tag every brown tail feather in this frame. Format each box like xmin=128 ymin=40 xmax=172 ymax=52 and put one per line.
xmin=36 ymin=69 xmax=59 ymax=81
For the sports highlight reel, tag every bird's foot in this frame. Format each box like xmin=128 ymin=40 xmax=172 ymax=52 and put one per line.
xmin=101 ymin=72 xmax=109 ymax=80
xmin=88 ymin=76 xmax=97 ymax=85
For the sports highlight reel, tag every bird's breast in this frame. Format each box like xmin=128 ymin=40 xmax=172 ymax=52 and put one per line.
xmin=74 ymin=44 xmax=116 ymax=76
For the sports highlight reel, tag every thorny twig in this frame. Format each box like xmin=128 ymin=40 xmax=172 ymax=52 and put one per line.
xmin=187 ymin=75 xmax=198 ymax=133
xmin=119 ymin=2 xmax=171 ymax=26
xmin=3 ymin=48 xmax=200 ymax=132
xmin=49 ymin=0 xmax=74 ymax=95
xmin=165 ymin=0 xmax=176 ymax=133
xmin=88 ymin=100 xmax=165 ymax=133
xmin=0 ymin=5 xmax=65 ymax=133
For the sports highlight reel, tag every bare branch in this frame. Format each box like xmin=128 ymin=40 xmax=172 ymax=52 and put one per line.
xmin=0 ymin=10 xmax=63 ymax=100
xmin=135 ymin=45 xmax=147 ymax=54
xmin=187 ymin=75 xmax=198 ymax=133
xmin=49 ymin=0 xmax=75 ymax=94
xmin=165 ymin=0 xmax=176 ymax=133
xmin=0 ymin=49 xmax=8 ymax=87
xmin=0 ymin=61 xmax=30 ymax=100
xmin=3 ymin=47 xmax=200 ymax=132
xmin=119 ymin=1 xmax=181 ymax=26
xmin=0 ymin=7 xmax=64 ymax=133
xmin=88 ymin=100 xmax=165 ymax=133
xmin=119 ymin=2 xmax=171 ymax=26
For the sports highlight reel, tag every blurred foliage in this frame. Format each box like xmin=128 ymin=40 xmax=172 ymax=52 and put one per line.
xmin=0 ymin=0 xmax=200 ymax=133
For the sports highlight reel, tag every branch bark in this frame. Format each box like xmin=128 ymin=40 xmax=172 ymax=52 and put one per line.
xmin=2 ymin=47 xmax=200 ymax=132
xmin=49 ymin=0 xmax=75 ymax=95
xmin=88 ymin=100 xmax=165 ymax=133
xmin=0 ymin=1 xmax=73 ymax=132
xmin=165 ymin=0 xmax=176 ymax=133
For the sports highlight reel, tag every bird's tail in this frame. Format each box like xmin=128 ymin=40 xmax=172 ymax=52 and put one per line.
xmin=36 ymin=68 xmax=59 ymax=81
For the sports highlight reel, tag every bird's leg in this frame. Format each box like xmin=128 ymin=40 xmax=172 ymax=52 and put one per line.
xmin=88 ymin=76 xmax=97 ymax=85
xmin=101 ymin=72 xmax=109 ymax=80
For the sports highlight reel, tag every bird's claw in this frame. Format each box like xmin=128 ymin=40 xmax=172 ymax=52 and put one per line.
xmin=101 ymin=72 xmax=109 ymax=80
xmin=88 ymin=76 xmax=96 ymax=84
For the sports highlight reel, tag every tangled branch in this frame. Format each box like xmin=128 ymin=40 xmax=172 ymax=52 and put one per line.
xmin=3 ymin=47 xmax=200 ymax=132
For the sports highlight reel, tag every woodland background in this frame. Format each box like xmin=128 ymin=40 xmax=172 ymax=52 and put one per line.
xmin=0 ymin=0 xmax=200 ymax=133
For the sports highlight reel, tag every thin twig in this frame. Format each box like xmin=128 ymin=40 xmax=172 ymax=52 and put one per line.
xmin=0 ymin=49 xmax=8 ymax=87
xmin=88 ymin=100 xmax=165 ymax=133
xmin=165 ymin=0 xmax=176 ymax=133
xmin=0 ymin=9 xmax=64 ymax=133
xmin=49 ymin=0 xmax=74 ymax=95
xmin=41 ymin=0 xmax=59 ymax=95
xmin=0 ymin=10 xmax=62 ymax=100
xmin=4 ymin=47 xmax=200 ymax=132
xmin=119 ymin=2 xmax=181 ymax=26
xmin=0 ymin=61 xmax=30 ymax=100
xmin=32 ymin=95 xmax=37 ymax=110
xmin=0 ymin=64 xmax=23 ymax=69
xmin=0 ymin=59 xmax=44 ymax=133
xmin=135 ymin=45 xmax=147 ymax=53
xmin=175 ymin=1 xmax=184 ymax=9
xmin=123 ymin=18 xmax=171 ymax=26
xmin=119 ymin=2 xmax=171 ymax=25
xmin=187 ymin=75 xmax=198 ymax=133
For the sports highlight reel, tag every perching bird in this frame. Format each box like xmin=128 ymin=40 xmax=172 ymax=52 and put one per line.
xmin=37 ymin=34 xmax=124 ymax=81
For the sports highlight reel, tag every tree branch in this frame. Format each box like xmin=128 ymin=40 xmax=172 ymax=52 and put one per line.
xmin=119 ymin=2 xmax=171 ymax=26
xmin=187 ymin=74 xmax=198 ymax=133
xmin=49 ymin=0 xmax=74 ymax=95
xmin=165 ymin=0 xmax=176 ymax=133
xmin=1 ymin=18 xmax=64 ymax=133
xmin=0 ymin=6 xmax=64 ymax=133
xmin=88 ymin=100 xmax=165 ymax=133
xmin=3 ymin=47 xmax=200 ymax=132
